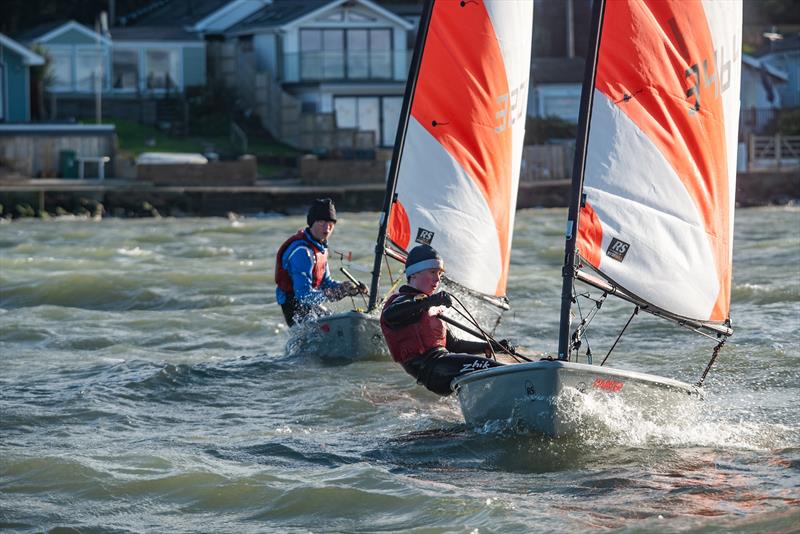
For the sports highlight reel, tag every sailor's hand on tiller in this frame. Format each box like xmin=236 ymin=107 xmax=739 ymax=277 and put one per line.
xmin=428 ymin=291 xmax=453 ymax=308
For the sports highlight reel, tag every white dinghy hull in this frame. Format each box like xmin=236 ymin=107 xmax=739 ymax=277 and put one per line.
xmin=285 ymin=311 xmax=389 ymax=361
xmin=452 ymin=360 xmax=700 ymax=437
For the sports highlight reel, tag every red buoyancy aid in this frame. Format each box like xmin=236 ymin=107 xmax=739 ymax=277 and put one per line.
xmin=380 ymin=291 xmax=447 ymax=364
xmin=274 ymin=230 xmax=327 ymax=293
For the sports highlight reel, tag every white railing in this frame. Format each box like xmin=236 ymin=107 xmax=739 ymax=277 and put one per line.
xmin=748 ymin=134 xmax=800 ymax=171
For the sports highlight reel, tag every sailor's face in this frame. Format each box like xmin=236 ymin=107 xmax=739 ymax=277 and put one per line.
xmin=413 ymin=268 xmax=443 ymax=295
xmin=310 ymin=219 xmax=335 ymax=242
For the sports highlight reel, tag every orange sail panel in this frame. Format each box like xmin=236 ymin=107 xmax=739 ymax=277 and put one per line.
xmin=577 ymin=0 xmax=741 ymax=323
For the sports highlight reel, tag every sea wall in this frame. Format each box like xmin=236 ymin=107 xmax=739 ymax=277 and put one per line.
xmin=136 ymin=156 xmax=257 ymax=186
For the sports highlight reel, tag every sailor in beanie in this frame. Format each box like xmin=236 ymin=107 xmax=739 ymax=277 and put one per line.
xmin=274 ymin=198 xmax=366 ymax=326
xmin=380 ymin=244 xmax=507 ymax=396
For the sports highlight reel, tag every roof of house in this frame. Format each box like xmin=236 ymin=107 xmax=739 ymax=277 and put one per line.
xmin=228 ymin=0 xmax=413 ymax=34
xmin=109 ymin=25 xmax=202 ymax=42
xmin=118 ymin=0 xmax=233 ymax=27
xmin=531 ymin=57 xmax=586 ymax=85
xmin=13 ymin=20 xmax=71 ymax=43
xmin=0 ymin=33 xmax=45 ymax=65
xmin=13 ymin=20 xmax=111 ymax=46
xmin=743 ymin=53 xmax=789 ymax=81
xmin=229 ymin=0 xmax=334 ymax=32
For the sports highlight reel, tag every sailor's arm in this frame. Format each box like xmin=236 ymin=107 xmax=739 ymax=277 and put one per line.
xmin=445 ymin=329 xmax=489 ymax=354
xmin=382 ymin=291 xmax=451 ymax=328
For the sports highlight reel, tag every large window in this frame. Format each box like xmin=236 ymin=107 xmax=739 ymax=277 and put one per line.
xmin=76 ymin=49 xmax=106 ymax=92
xmin=112 ymin=49 xmax=139 ymax=90
xmin=145 ymin=49 xmax=179 ymax=90
xmin=49 ymin=48 xmax=73 ymax=91
xmin=300 ymin=28 xmax=392 ymax=80
xmin=0 ymin=64 xmax=4 ymax=121
xmin=335 ymin=95 xmax=402 ymax=147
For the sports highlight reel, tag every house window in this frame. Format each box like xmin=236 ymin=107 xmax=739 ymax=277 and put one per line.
xmin=76 ymin=49 xmax=107 ymax=92
xmin=335 ymin=95 xmax=402 ymax=147
xmin=300 ymin=28 xmax=392 ymax=80
xmin=347 ymin=30 xmax=368 ymax=78
xmin=0 ymin=63 xmax=5 ymax=121
xmin=112 ymin=49 xmax=139 ymax=90
xmin=145 ymin=49 xmax=179 ymax=90
xmin=300 ymin=29 xmax=344 ymax=79
xmin=381 ymin=97 xmax=402 ymax=147
xmin=369 ymin=29 xmax=391 ymax=79
xmin=239 ymin=35 xmax=254 ymax=53
xmin=49 ymin=48 xmax=74 ymax=91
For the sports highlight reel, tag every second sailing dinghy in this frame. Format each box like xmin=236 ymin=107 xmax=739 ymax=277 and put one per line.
xmin=454 ymin=0 xmax=742 ymax=436
xmin=287 ymin=0 xmax=532 ymax=359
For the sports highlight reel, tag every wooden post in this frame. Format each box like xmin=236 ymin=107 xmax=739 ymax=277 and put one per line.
xmin=748 ymin=133 xmax=755 ymax=172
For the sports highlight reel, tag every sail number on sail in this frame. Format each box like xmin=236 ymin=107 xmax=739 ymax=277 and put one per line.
xmin=495 ymin=80 xmax=528 ymax=134
xmin=668 ymin=17 xmax=740 ymax=115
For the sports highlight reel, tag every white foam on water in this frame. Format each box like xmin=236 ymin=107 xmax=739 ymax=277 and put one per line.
xmin=555 ymin=386 xmax=790 ymax=450
xmin=117 ymin=246 xmax=153 ymax=256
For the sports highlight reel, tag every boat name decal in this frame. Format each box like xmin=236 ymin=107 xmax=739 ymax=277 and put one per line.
xmin=415 ymin=228 xmax=435 ymax=245
xmin=606 ymin=238 xmax=630 ymax=262
xmin=593 ymin=378 xmax=624 ymax=392
xmin=525 ymin=380 xmax=535 ymax=397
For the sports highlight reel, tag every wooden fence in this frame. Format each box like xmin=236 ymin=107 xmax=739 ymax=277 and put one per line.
xmin=520 ymin=144 xmax=574 ymax=182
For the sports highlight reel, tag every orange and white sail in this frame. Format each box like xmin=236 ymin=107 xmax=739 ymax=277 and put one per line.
xmin=576 ymin=0 xmax=741 ymax=325
xmin=386 ymin=0 xmax=533 ymax=299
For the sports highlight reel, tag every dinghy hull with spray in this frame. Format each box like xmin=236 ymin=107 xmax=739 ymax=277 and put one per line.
xmin=452 ymin=360 xmax=700 ymax=437
xmin=285 ymin=311 xmax=389 ymax=360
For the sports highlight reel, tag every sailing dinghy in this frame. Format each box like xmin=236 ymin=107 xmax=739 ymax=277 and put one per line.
xmin=453 ymin=0 xmax=742 ymax=436
xmin=286 ymin=0 xmax=532 ymax=359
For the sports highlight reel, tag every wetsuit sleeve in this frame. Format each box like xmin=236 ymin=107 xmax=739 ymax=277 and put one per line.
xmin=285 ymin=244 xmax=325 ymax=305
xmin=445 ymin=329 xmax=489 ymax=354
xmin=382 ymin=294 xmax=436 ymax=328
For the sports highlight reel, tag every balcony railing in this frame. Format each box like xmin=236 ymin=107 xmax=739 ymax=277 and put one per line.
xmin=281 ymin=50 xmax=411 ymax=83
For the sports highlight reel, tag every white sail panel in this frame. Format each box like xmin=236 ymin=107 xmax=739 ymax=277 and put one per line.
xmin=583 ymin=92 xmax=719 ymax=318
xmin=387 ymin=0 xmax=533 ymax=298
xmin=576 ymin=0 xmax=741 ymax=323
xmin=394 ymin=117 xmax=503 ymax=295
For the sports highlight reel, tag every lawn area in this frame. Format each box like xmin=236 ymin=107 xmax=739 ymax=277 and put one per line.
xmin=110 ymin=119 xmax=300 ymax=178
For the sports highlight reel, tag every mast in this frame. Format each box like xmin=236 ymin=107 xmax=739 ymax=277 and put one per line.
xmin=367 ymin=0 xmax=435 ymax=312
xmin=557 ymin=0 xmax=606 ymax=360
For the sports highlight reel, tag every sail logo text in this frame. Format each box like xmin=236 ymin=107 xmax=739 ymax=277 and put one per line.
xmin=495 ymin=80 xmax=528 ymax=134
xmin=415 ymin=228 xmax=435 ymax=245
xmin=592 ymin=378 xmax=624 ymax=392
xmin=668 ymin=17 xmax=739 ymax=115
xmin=606 ymin=238 xmax=630 ymax=262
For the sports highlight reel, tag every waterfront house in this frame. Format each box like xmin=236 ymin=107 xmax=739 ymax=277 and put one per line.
xmin=0 ymin=33 xmax=44 ymax=122
xmin=14 ymin=20 xmax=206 ymax=125
xmin=757 ymin=33 xmax=800 ymax=108
xmin=222 ymin=0 xmax=415 ymax=149
xmin=740 ymin=53 xmax=789 ymax=136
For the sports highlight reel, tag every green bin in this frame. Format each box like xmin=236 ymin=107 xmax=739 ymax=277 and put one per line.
xmin=59 ymin=150 xmax=77 ymax=178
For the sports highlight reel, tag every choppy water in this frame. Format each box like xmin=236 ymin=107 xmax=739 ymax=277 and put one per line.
xmin=1 ymin=207 xmax=798 ymax=533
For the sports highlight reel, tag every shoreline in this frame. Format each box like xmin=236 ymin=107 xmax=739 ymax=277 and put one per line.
xmin=0 ymin=172 xmax=797 ymax=218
